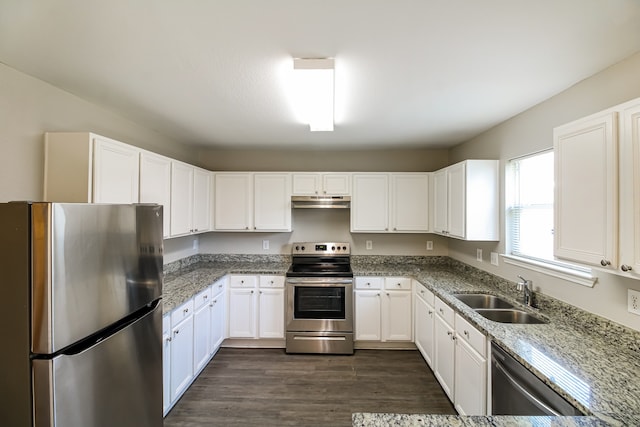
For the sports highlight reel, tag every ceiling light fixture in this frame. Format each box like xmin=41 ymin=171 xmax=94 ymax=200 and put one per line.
xmin=292 ymin=58 xmax=335 ymax=132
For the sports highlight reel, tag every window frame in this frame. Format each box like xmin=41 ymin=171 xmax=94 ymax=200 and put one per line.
xmin=505 ymin=150 xmax=596 ymax=287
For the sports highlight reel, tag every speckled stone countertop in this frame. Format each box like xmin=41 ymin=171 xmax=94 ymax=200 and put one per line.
xmin=162 ymin=254 xmax=290 ymax=312
xmin=163 ymin=254 xmax=640 ymax=426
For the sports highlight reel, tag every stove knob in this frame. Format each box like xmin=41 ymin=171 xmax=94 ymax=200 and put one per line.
xmin=332 ymin=246 xmax=336 ymax=251
xmin=301 ymin=246 xmax=305 ymax=251
xmin=342 ymin=246 xmax=347 ymax=250
xmin=295 ymin=246 xmax=299 ymax=250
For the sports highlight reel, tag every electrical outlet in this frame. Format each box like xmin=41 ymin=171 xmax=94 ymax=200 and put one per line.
xmin=192 ymin=238 xmax=199 ymax=251
xmin=426 ymin=241 xmax=433 ymax=251
xmin=262 ymin=240 xmax=269 ymax=250
xmin=366 ymin=240 xmax=373 ymax=250
xmin=477 ymin=248 xmax=483 ymax=262
xmin=491 ymin=252 xmax=499 ymax=266
xmin=629 ymin=289 xmax=640 ymax=315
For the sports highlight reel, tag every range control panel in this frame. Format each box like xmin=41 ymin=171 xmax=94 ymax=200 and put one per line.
xmin=291 ymin=242 xmax=350 ymax=255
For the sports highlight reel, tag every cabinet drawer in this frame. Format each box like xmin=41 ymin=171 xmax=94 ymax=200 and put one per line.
xmin=414 ymin=281 xmax=434 ymax=305
xmin=435 ymin=297 xmax=455 ymax=326
xmin=259 ymin=275 xmax=285 ymax=288
xmin=193 ymin=287 xmax=212 ymax=310
xmin=385 ymin=277 xmax=411 ymax=290
xmin=455 ymin=313 xmax=486 ymax=356
xmin=211 ymin=278 xmax=227 ymax=298
xmin=355 ymin=277 xmax=384 ymax=289
xmin=229 ymin=275 xmax=258 ymax=288
xmin=171 ymin=299 xmax=194 ymax=325
xmin=163 ymin=314 xmax=170 ymax=335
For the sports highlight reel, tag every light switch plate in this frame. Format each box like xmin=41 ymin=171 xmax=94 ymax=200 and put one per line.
xmin=491 ymin=252 xmax=499 ymax=266
xmin=426 ymin=241 xmax=433 ymax=251
xmin=366 ymin=240 xmax=373 ymax=250
xmin=263 ymin=240 xmax=269 ymax=250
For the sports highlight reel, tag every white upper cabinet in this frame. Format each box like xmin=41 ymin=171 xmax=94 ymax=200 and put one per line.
xmin=292 ymin=173 xmax=351 ymax=195
xmin=44 ymin=132 xmax=140 ymax=203
xmin=555 ymin=96 xmax=640 ymax=277
xmin=170 ymin=161 xmax=211 ymax=237
xmin=139 ymin=151 xmax=172 ymax=237
xmin=351 ymin=173 xmax=430 ymax=233
xmin=432 ymin=160 xmax=499 ymax=241
xmin=351 ymin=174 xmax=389 ymax=232
xmin=215 ymin=173 xmax=291 ymax=231
xmin=254 ymin=173 xmax=292 ymax=231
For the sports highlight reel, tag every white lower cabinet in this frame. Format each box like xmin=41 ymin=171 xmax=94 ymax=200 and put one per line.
xmin=164 ymin=278 xmax=228 ymax=416
xmin=431 ymin=295 xmax=487 ymax=415
xmin=434 ymin=297 xmax=455 ymax=401
xmin=454 ymin=313 xmax=487 ymax=415
xmin=413 ymin=281 xmax=435 ymax=368
xmin=354 ymin=277 xmax=412 ymax=342
xmin=169 ymin=300 xmax=194 ymax=404
xmin=228 ymin=275 xmax=285 ymax=339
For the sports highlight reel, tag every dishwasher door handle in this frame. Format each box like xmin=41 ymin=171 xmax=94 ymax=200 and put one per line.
xmin=492 ymin=359 xmax=562 ymax=416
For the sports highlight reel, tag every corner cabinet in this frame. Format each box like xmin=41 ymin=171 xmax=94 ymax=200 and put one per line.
xmin=554 ymin=97 xmax=640 ymax=277
xmin=413 ymin=281 xmax=435 ymax=368
xmin=351 ymin=173 xmax=430 ymax=233
xmin=214 ymin=173 xmax=291 ymax=232
xmin=44 ymin=132 xmax=140 ymax=203
xmin=433 ymin=160 xmax=498 ymax=241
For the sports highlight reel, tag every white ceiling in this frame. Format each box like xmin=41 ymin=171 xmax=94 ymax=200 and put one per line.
xmin=2 ymin=0 xmax=640 ymax=150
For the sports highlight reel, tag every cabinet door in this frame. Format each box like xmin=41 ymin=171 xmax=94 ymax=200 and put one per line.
xmin=434 ymin=314 xmax=455 ymax=401
xmin=170 ymin=162 xmax=194 ymax=236
xmin=433 ymin=169 xmax=448 ymax=234
xmin=621 ymin=103 xmax=640 ymax=276
xmin=93 ymin=136 xmax=139 ymax=203
xmin=215 ymin=173 xmax=253 ymax=230
xmin=258 ymin=288 xmax=285 ymax=338
xmin=351 ymin=174 xmax=389 ymax=232
xmin=414 ymin=295 xmax=435 ymax=368
xmin=292 ymin=173 xmax=321 ymax=195
xmin=192 ymin=168 xmax=211 ymax=233
xmin=454 ymin=337 xmax=486 ymax=415
xmin=254 ymin=173 xmax=291 ymax=231
xmin=382 ymin=291 xmax=412 ymax=341
xmin=162 ymin=317 xmax=172 ymax=415
xmin=447 ymin=162 xmax=466 ymax=239
xmin=140 ymin=151 xmax=172 ymax=237
xmin=390 ymin=174 xmax=429 ymax=232
xmin=228 ymin=288 xmax=257 ymax=338
xmin=193 ymin=302 xmax=211 ymax=374
xmin=554 ymin=112 xmax=618 ymax=267
xmin=323 ymin=173 xmax=351 ymax=195
xmin=354 ymin=291 xmax=381 ymax=341
xmin=170 ymin=315 xmax=194 ymax=403
xmin=209 ymin=288 xmax=226 ymax=353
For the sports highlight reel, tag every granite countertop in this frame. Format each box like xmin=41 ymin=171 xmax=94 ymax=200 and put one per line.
xmin=162 ymin=255 xmax=640 ymax=426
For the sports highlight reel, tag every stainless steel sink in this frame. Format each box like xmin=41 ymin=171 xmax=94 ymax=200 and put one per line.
xmin=453 ymin=293 xmax=515 ymax=309
xmin=475 ymin=309 xmax=547 ymax=324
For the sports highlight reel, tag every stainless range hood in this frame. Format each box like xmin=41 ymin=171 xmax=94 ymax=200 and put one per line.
xmin=291 ymin=196 xmax=351 ymax=209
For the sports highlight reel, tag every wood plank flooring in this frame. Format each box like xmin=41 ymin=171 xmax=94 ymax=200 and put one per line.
xmin=163 ymin=348 xmax=456 ymax=426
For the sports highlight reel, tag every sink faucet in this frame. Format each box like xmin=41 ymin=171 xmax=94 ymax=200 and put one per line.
xmin=517 ymin=275 xmax=533 ymax=307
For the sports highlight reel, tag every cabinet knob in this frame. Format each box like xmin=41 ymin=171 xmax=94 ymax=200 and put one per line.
xmin=376 ymin=293 xmax=380 ymax=296
xmin=386 ymin=292 xmax=390 ymax=296
xmin=447 ymin=331 xmax=452 ymax=336
xmin=203 ymin=295 xmax=208 ymax=300
xmin=166 ymin=337 xmax=172 ymax=343
xmin=464 ymin=330 xmax=469 ymax=337
xmin=393 ymin=227 xmax=397 ymax=231
xmin=251 ymin=290 xmax=254 ymax=294
xmin=385 ymin=228 xmax=388 ymax=231
xmin=209 ymin=303 xmax=213 ymax=307
xmin=428 ymin=310 xmax=433 ymax=315
xmin=174 ymin=329 xmax=180 ymax=335
xmin=600 ymin=259 xmax=611 ymax=266
xmin=439 ymin=308 xmax=444 ymax=314
xmin=621 ymin=264 xmax=633 ymax=272
xmin=183 ymin=308 xmax=189 ymax=313
xmin=396 ymin=283 xmax=401 ymax=287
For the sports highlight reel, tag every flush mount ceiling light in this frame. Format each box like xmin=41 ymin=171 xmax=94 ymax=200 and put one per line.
xmin=292 ymin=58 xmax=335 ymax=132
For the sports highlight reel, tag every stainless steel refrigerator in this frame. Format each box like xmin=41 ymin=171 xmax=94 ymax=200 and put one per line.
xmin=0 ymin=202 xmax=163 ymax=427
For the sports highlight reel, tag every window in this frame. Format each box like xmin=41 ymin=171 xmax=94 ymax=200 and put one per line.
xmin=506 ymin=150 xmax=594 ymax=286
xmin=506 ymin=151 xmax=555 ymax=262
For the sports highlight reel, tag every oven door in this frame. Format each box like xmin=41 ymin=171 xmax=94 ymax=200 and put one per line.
xmin=286 ymin=278 xmax=353 ymax=333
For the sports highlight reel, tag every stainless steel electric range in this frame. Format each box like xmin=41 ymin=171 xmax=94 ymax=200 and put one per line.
xmin=285 ymin=242 xmax=354 ymax=354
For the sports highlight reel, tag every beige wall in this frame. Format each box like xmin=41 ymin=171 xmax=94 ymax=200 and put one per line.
xmin=449 ymin=52 xmax=640 ymax=331
xmin=0 ymin=63 xmax=196 ymax=202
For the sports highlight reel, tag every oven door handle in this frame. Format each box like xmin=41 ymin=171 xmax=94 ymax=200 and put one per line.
xmin=285 ymin=278 xmax=353 ymax=285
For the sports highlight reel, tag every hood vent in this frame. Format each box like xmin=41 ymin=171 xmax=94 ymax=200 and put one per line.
xmin=291 ymin=195 xmax=350 ymax=209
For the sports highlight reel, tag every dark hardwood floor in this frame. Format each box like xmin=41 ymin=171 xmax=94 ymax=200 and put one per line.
xmin=163 ymin=348 xmax=456 ymax=426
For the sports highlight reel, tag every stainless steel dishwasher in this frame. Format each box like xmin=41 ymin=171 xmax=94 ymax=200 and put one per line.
xmin=491 ymin=343 xmax=583 ymax=416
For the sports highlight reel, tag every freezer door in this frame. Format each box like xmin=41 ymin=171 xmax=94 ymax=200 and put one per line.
xmin=31 ymin=203 xmax=163 ymax=354
xmin=32 ymin=301 xmax=162 ymax=427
